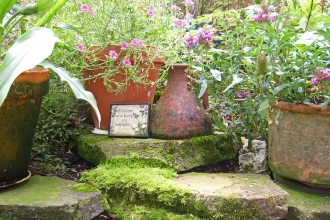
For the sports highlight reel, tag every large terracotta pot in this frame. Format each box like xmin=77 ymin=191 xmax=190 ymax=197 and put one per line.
xmin=83 ymin=45 xmax=164 ymax=131
xmin=150 ymin=63 xmax=212 ymax=139
xmin=0 ymin=69 xmax=50 ymax=188
xmin=268 ymin=101 xmax=330 ymax=188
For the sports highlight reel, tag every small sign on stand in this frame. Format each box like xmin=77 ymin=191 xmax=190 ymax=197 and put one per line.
xmin=108 ymin=103 xmax=150 ymax=138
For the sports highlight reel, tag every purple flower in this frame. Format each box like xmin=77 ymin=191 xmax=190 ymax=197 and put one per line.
xmin=2 ymin=39 xmax=9 ymax=46
xmin=122 ymin=59 xmax=132 ymax=67
xmin=237 ymin=91 xmax=250 ymax=99
xmin=147 ymin=9 xmax=155 ymax=16
xmin=76 ymin=44 xmax=84 ymax=51
xmin=311 ymin=76 xmax=319 ymax=84
xmin=130 ymin=38 xmax=144 ymax=46
xmin=171 ymin=4 xmax=182 ymax=13
xmin=183 ymin=0 xmax=194 ymax=6
xmin=174 ymin=19 xmax=188 ymax=28
xmin=121 ymin=42 xmax=129 ymax=49
xmin=80 ymin=4 xmax=89 ymax=13
xmin=108 ymin=50 xmax=118 ymax=59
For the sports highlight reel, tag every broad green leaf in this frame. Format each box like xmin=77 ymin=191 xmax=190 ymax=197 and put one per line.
xmin=39 ymin=61 xmax=101 ymax=126
xmin=210 ymin=69 xmax=222 ymax=81
xmin=0 ymin=27 xmax=61 ymax=107
xmin=34 ymin=0 xmax=68 ymax=27
xmin=192 ymin=65 xmax=202 ymax=71
xmin=0 ymin=0 xmax=16 ymax=23
xmin=274 ymin=83 xmax=290 ymax=95
xmin=197 ymin=79 xmax=207 ymax=98
xmin=36 ymin=0 xmax=54 ymax=17
xmin=295 ymin=31 xmax=323 ymax=46
xmin=258 ymin=99 xmax=269 ymax=113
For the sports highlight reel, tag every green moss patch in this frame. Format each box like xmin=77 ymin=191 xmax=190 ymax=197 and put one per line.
xmin=74 ymin=132 xmax=240 ymax=172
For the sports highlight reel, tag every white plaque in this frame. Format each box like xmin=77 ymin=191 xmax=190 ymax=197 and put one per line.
xmin=108 ymin=103 xmax=150 ymax=138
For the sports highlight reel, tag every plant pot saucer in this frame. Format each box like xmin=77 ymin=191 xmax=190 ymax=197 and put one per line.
xmin=91 ymin=128 xmax=108 ymax=135
xmin=0 ymin=170 xmax=31 ymax=189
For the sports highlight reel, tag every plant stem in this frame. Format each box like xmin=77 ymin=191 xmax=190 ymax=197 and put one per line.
xmin=305 ymin=0 xmax=314 ymax=31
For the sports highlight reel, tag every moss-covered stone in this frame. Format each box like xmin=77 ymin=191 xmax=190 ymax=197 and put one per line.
xmin=275 ymin=175 xmax=330 ymax=220
xmin=78 ymin=157 xmax=288 ymax=219
xmin=74 ymin=132 xmax=241 ymax=172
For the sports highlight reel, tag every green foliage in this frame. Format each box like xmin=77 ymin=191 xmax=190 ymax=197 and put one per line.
xmin=30 ymin=79 xmax=92 ymax=174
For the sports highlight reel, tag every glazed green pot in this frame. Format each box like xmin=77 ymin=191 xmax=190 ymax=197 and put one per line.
xmin=268 ymin=101 xmax=330 ymax=188
xmin=0 ymin=69 xmax=50 ymax=188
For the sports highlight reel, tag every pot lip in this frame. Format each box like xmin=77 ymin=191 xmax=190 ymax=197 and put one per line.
xmin=86 ymin=44 xmax=165 ymax=64
xmin=276 ymin=101 xmax=330 ymax=115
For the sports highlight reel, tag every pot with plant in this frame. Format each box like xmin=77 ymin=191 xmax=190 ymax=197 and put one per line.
xmin=0 ymin=0 xmax=101 ymax=188
xmin=245 ymin=2 xmax=330 ymax=188
xmin=54 ymin=0 xmax=192 ymax=133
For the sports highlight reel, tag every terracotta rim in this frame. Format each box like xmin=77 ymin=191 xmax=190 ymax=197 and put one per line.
xmin=276 ymin=101 xmax=330 ymax=115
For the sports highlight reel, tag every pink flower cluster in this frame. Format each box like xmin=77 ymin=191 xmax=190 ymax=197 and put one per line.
xmin=237 ymin=91 xmax=250 ymax=99
xmin=147 ymin=5 xmax=155 ymax=16
xmin=184 ymin=28 xmax=214 ymax=47
xmin=252 ymin=5 xmax=278 ymax=22
xmin=311 ymin=67 xmax=330 ymax=93
xmin=80 ymin=4 xmax=95 ymax=16
xmin=174 ymin=19 xmax=188 ymax=28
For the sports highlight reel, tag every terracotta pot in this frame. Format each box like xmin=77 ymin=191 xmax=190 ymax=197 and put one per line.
xmin=150 ymin=63 xmax=212 ymax=139
xmin=83 ymin=45 xmax=164 ymax=131
xmin=0 ymin=69 xmax=50 ymax=188
xmin=268 ymin=101 xmax=330 ymax=188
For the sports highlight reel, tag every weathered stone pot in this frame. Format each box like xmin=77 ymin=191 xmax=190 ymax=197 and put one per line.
xmin=268 ymin=101 xmax=330 ymax=188
xmin=150 ymin=64 xmax=212 ymax=139
xmin=0 ymin=69 xmax=50 ymax=188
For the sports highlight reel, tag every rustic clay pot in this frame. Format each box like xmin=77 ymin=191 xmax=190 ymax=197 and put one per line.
xmin=0 ymin=69 xmax=50 ymax=188
xmin=83 ymin=45 xmax=164 ymax=131
xmin=268 ymin=101 xmax=330 ymax=188
xmin=150 ymin=63 xmax=212 ymax=139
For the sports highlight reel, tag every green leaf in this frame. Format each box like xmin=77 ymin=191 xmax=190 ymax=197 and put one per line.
xmin=36 ymin=0 xmax=54 ymax=17
xmin=0 ymin=0 xmax=17 ymax=23
xmin=34 ymin=0 xmax=68 ymax=27
xmin=258 ymin=99 xmax=269 ymax=113
xmin=39 ymin=61 xmax=101 ymax=127
xmin=197 ymin=79 xmax=207 ymax=98
xmin=223 ymin=75 xmax=243 ymax=93
xmin=273 ymin=83 xmax=290 ymax=95
xmin=0 ymin=27 xmax=61 ymax=107
xmin=210 ymin=69 xmax=222 ymax=81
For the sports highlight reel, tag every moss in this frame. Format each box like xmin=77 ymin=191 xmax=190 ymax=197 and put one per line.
xmin=214 ymin=198 xmax=263 ymax=220
xmin=79 ymin=157 xmax=214 ymax=219
xmin=70 ymin=183 xmax=100 ymax=193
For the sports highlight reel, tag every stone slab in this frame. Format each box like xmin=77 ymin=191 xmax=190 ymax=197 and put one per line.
xmin=275 ymin=175 xmax=330 ymax=220
xmin=74 ymin=132 xmax=240 ymax=172
xmin=0 ymin=175 xmax=105 ymax=220
xmin=174 ymin=173 xmax=288 ymax=220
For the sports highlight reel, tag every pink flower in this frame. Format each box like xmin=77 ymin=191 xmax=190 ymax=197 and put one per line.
xmin=122 ymin=59 xmax=132 ymax=67
xmin=2 ymin=39 xmax=9 ymax=46
xmin=183 ymin=0 xmax=194 ymax=6
xmin=171 ymin=4 xmax=181 ymax=13
xmin=89 ymin=8 xmax=95 ymax=16
xmin=174 ymin=19 xmax=188 ymax=28
xmin=130 ymin=38 xmax=144 ymax=46
xmin=147 ymin=9 xmax=155 ymax=16
xmin=121 ymin=42 xmax=129 ymax=49
xmin=149 ymin=5 xmax=155 ymax=11
xmin=80 ymin=4 xmax=89 ymax=13
xmin=76 ymin=44 xmax=84 ymax=51
xmin=108 ymin=50 xmax=118 ymax=59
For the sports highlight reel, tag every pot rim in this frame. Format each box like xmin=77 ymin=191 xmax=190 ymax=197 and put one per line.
xmin=276 ymin=101 xmax=330 ymax=115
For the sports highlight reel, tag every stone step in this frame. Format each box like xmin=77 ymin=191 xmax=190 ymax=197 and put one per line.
xmin=74 ymin=132 xmax=241 ymax=172
xmin=275 ymin=175 xmax=330 ymax=220
xmin=77 ymin=157 xmax=288 ymax=220
xmin=0 ymin=175 xmax=105 ymax=220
